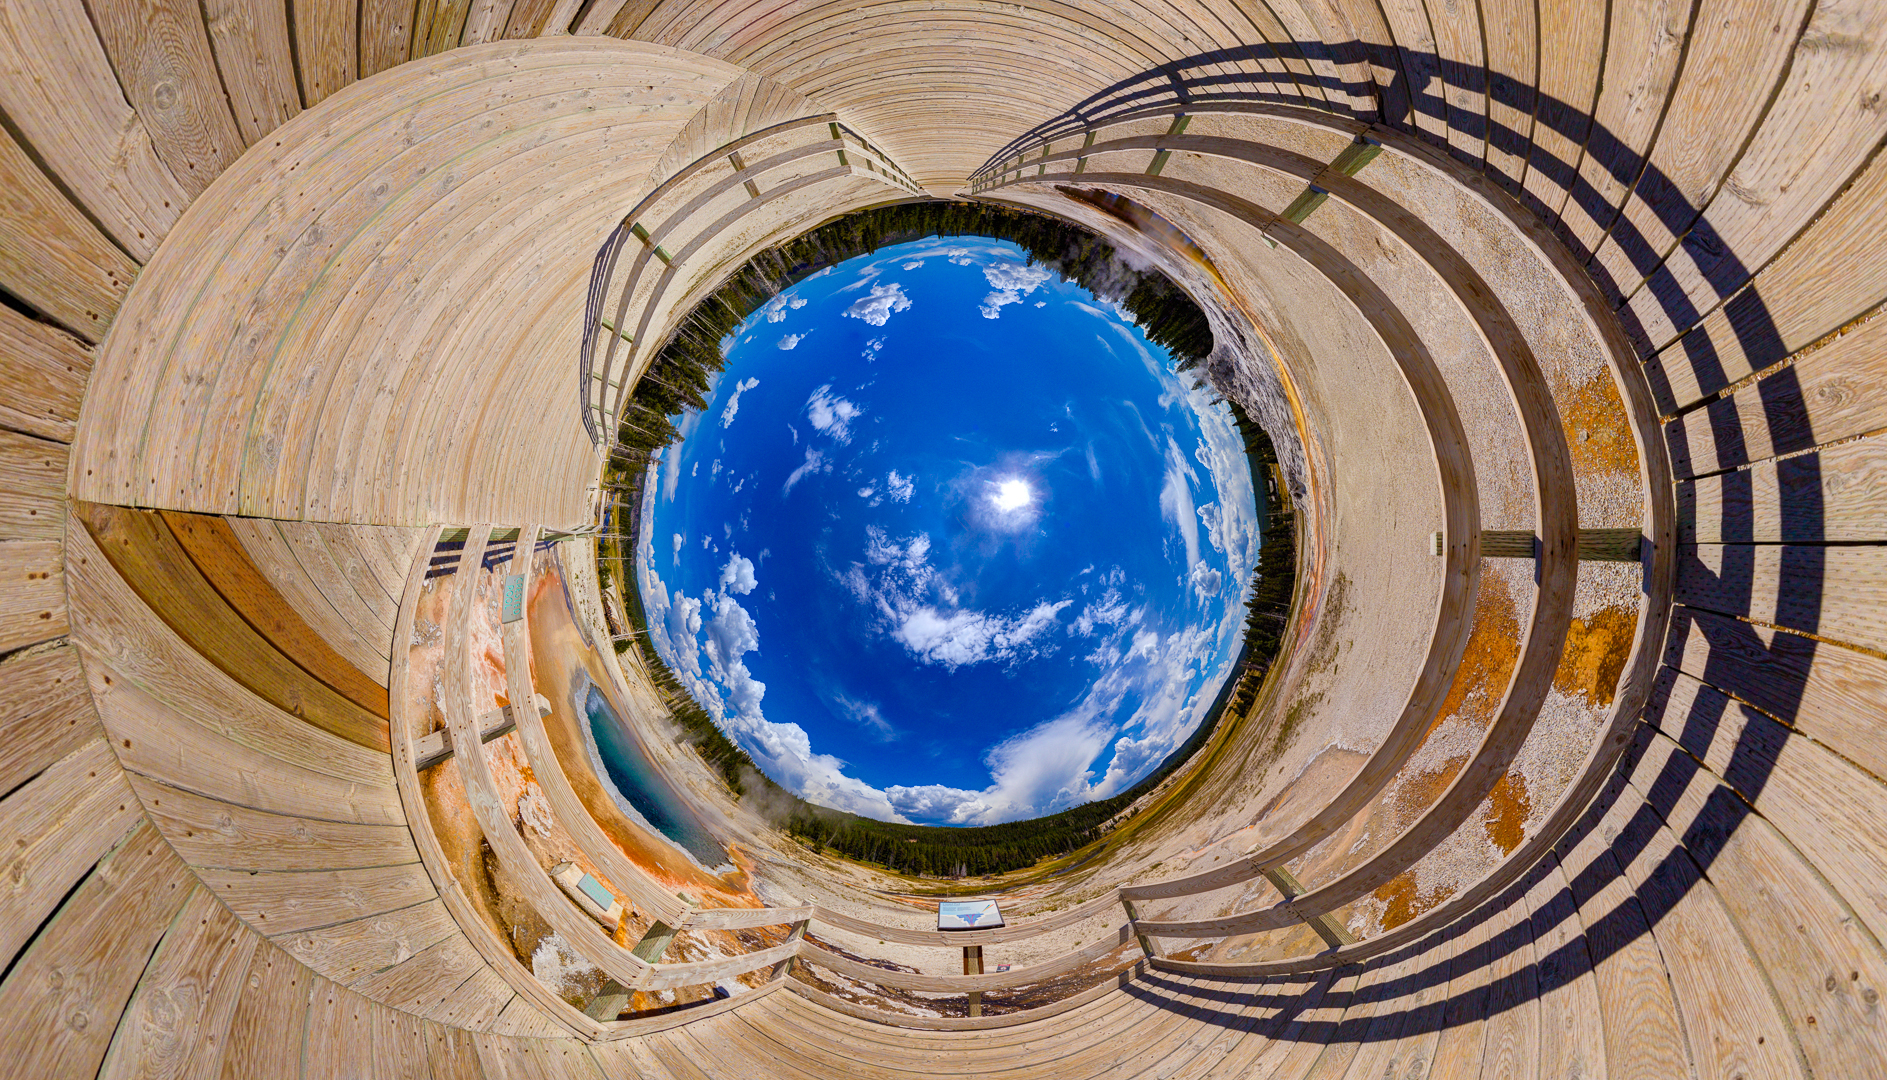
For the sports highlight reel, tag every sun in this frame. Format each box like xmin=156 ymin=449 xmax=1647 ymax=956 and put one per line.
xmin=990 ymin=477 xmax=1033 ymax=512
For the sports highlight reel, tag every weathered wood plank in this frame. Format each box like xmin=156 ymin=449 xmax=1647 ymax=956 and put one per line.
xmin=1669 ymin=311 xmax=1887 ymax=479
xmin=0 ymin=304 xmax=92 ymax=442
xmin=304 ymin=975 xmax=376 ymax=1080
xmin=98 ymin=886 xmax=258 ymax=1080
xmin=461 ymin=0 xmax=518 ymax=45
xmin=350 ymin=932 xmax=491 ymax=1024
xmin=0 ymin=124 xmax=132 ymax=342
xmin=1646 ymin=667 xmax=1887 ymax=945
xmin=0 ymin=538 xmax=66 ymax=653
xmin=164 ymin=512 xmax=390 ymax=706
xmin=83 ymin=650 xmax=404 ymax=825
xmin=1676 ymin=543 xmax=1887 ymax=654
xmin=1630 ymin=727 xmax=1887 ymax=1073
xmin=1608 ymin=729 xmax=1808 ymax=1080
xmin=195 ymin=863 xmax=437 ymax=936
xmin=0 ymin=430 xmax=68 ymax=541
xmin=361 ymin=0 xmax=419 ymax=77
xmin=0 ymin=820 xmax=193 ymax=1079
xmin=291 ymin=0 xmax=358 ymax=105
xmin=75 ymin=503 xmax=390 ymax=752
xmin=129 ymin=772 xmax=419 ymax=871
xmin=225 ymin=517 xmax=393 ymax=693
xmin=428 ymin=1020 xmax=490 ymax=1079
xmin=277 ymin=520 xmax=395 ymax=669
xmin=1555 ymin=0 xmax=1693 ymax=266
xmin=1524 ymin=859 xmax=1608 ymax=1080
xmin=216 ymin=939 xmax=311 ymax=1079
xmin=277 ymin=898 xmax=459 ymax=987
xmin=1679 ymin=435 xmax=1887 ymax=545
xmin=88 ymin=0 xmax=246 ymax=200
xmin=1663 ymin=605 xmax=1887 ymax=782
xmin=67 ymin=511 xmax=394 ymax=786
xmin=372 ymin=1003 xmax=436 ymax=1080
xmin=0 ymin=641 xmax=101 ymax=798
xmin=200 ymin=0 xmax=302 ymax=144
xmin=0 ymin=736 xmax=143 ymax=969
xmin=0 ymin=0 xmax=188 ymax=259
xmin=1627 ymin=0 xmax=1887 ymax=351
xmin=1585 ymin=0 xmax=1810 ymax=311
xmin=1521 ymin=0 xmax=1606 ymax=221
xmin=1645 ymin=147 xmax=1887 ymax=411
xmin=1553 ymin=769 xmax=1690 ymax=1080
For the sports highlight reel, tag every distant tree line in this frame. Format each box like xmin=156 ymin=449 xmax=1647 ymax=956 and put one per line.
xmin=1225 ymin=405 xmax=1297 ymax=716
xmin=593 ymin=201 xmax=1294 ymax=877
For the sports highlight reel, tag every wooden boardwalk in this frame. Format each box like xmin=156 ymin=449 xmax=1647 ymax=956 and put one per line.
xmin=0 ymin=1 xmax=1881 ymax=1075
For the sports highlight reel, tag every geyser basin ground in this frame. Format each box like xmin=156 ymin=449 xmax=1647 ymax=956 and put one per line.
xmin=638 ymin=236 xmax=1259 ymax=826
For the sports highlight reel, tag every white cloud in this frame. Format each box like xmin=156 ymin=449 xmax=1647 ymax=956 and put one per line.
xmin=670 ymin=533 xmax=684 ymax=566
xmin=843 ymin=282 xmax=911 ymax=326
xmin=1159 ymin=435 xmax=1202 ymax=569
xmin=885 ymin=469 xmax=914 ymax=503
xmin=782 ymin=448 xmax=828 ymax=495
xmin=979 ymin=261 xmax=1054 ymax=318
xmin=778 ymin=332 xmax=808 ymax=350
xmin=719 ymin=553 xmax=757 ymax=595
xmin=891 ymin=600 xmax=1072 ymax=670
xmin=831 ymin=694 xmax=897 ymax=741
xmin=1190 ymin=562 xmax=1223 ymax=599
xmin=760 ymin=293 xmax=807 ymax=323
xmin=719 ymin=377 xmax=759 ymax=428
xmin=862 ymin=336 xmax=885 ymax=362
xmin=901 ymin=261 xmax=923 ymax=270
xmin=805 ymin=385 xmax=861 ymax=443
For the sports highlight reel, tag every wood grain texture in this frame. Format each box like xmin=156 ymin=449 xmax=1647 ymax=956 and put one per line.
xmin=0 ymin=537 xmax=66 ymax=653
xmin=201 ymin=0 xmax=302 ymax=143
xmin=0 ymin=304 xmax=92 ymax=442
xmin=0 ymin=0 xmax=188 ymax=260
xmin=87 ymin=0 xmax=246 ymax=200
xmin=129 ymin=771 xmax=419 ymax=871
xmin=0 ymin=430 xmax=70 ymax=542
xmin=361 ymin=0 xmax=419 ymax=76
xmin=76 ymin=503 xmax=390 ymax=751
xmin=163 ymin=512 xmax=390 ymax=708
xmin=215 ymin=939 xmax=312 ymax=1079
xmin=0 ymin=122 xmax=133 ymax=342
xmin=0 ymin=641 xmax=102 ymax=799
xmin=0 ymin=736 xmax=143 ymax=969
xmin=0 ymin=820 xmax=193 ymax=1080
xmin=97 ymin=886 xmax=258 ymax=1080
xmin=291 ymin=0 xmax=357 ymax=105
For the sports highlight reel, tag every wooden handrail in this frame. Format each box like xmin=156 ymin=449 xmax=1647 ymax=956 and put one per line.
xmin=793 ymin=926 xmax=1134 ymax=994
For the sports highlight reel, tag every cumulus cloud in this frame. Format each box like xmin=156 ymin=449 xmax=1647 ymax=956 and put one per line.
xmin=719 ymin=553 xmax=757 ymax=595
xmin=671 ymin=533 xmax=684 ymax=565
xmin=861 ymin=336 xmax=885 ymax=362
xmin=719 ymin=377 xmax=759 ymax=427
xmin=1159 ymin=435 xmax=1202 ymax=569
xmin=777 ymin=332 xmax=808 ymax=350
xmin=805 ymin=385 xmax=861 ymax=443
xmin=760 ymin=293 xmax=807 ymax=323
xmin=979 ymin=261 xmax=1055 ymax=318
xmin=885 ymin=469 xmax=914 ymax=503
xmin=843 ymin=282 xmax=912 ymax=326
xmin=891 ymin=600 xmax=1072 ymax=669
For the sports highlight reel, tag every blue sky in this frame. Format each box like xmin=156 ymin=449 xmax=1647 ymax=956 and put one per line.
xmin=635 ymin=236 xmax=1259 ymax=826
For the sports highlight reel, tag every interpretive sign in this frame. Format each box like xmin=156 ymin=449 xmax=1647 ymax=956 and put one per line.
xmin=937 ymin=899 xmax=1004 ymax=931
xmin=502 ymin=573 xmax=525 ymax=623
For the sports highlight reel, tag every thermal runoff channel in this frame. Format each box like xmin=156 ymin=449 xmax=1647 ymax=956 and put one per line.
xmin=637 ymin=236 xmax=1258 ymax=826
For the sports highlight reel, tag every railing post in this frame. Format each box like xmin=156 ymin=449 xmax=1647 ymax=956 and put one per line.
xmin=1121 ymin=899 xmax=1159 ymax=958
xmin=963 ymin=944 xmax=983 ymax=1017
xmin=1258 ymin=866 xmax=1357 ymax=949
xmin=770 ymin=919 xmax=809 ymax=982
